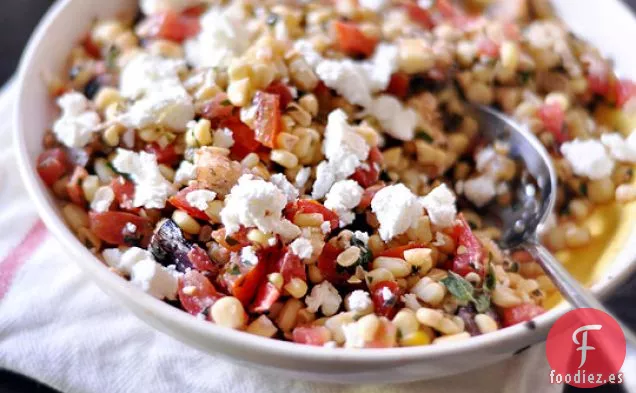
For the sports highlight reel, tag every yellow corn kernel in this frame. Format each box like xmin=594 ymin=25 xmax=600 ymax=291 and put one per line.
xmin=247 ymin=228 xmax=273 ymax=247
xmin=81 ymin=175 xmax=100 ymax=203
xmin=492 ymin=286 xmax=522 ymax=308
xmin=398 ymin=39 xmax=434 ymax=74
xmin=148 ymin=39 xmax=184 ymax=58
xmin=415 ymin=307 xmax=443 ymax=329
xmin=268 ymin=272 xmax=284 ymax=291
xmin=411 ymin=277 xmax=445 ymax=306
xmin=91 ymin=20 xmax=125 ymax=46
xmin=210 ymin=296 xmax=246 ymax=329
xmin=298 ymin=94 xmax=318 ymax=117
xmin=586 ymin=178 xmax=615 ymax=204
xmin=227 ymin=78 xmax=252 ymax=106
xmin=102 ymin=124 xmax=122 ymax=147
xmin=62 ymin=204 xmax=89 ymax=232
xmin=158 ymin=164 xmax=175 ymax=182
xmin=172 ymin=210 xmax=201 ymax=235
xmin=286 ymin=104 xmax=312 ymax=127
xmin=357 ymin=314 xmax=381 ymax=342
xmin=252 ymin=63 xmax=276 ymax=90
xmin=241 ymin=152 xmax=260 ymax=169
xmin=365 ymin=268 xmax=395 ymax=287
xmin=285 ymin=277 xmax=308 ymax=299
xmin=276 ymin=298 xmax=302 ymax=332
xmin=94 ymin=87 xmax=123 ymax=113
xmin=270 ymin=149 xmax=299 ymax=169
xmin=139 ymin=127 xmax=161 ymax=142
xmin=432 ymin=332 xmax=470 ymax=344
xmin=499 ymin=41 xmax=519 ymax=72
xmin=308 ymin=264 xmax=324 ymax=284
xmin=372 ymin=257 xmax=411 ymax=278
xmin=337 ymin=247 xmax=361 ymax=268
xmin=403 ymin=248 xmax=433 ymax=271
xmin=616 ymin=183 xmax=636 ymax=202
xmin=246 ymin=315 xmax=278 ymax=338
xmin=474 ymin=313 xmax=498 ymax=334
xmin=392 ymin=309 xmax=420 ymax=337
xmin=545 ymin=92 xmax=570 ymax=111
xmin=205 ymin=200 xmax=224 ymax=223
xmin=276 ymin=132 xmax=300 ymax=151
xmin=400 ymin=330 xmax=432 ymax=347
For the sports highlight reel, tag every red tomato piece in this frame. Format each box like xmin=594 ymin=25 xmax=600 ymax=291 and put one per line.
xmin=615 ymin=79 xmax=636 ymax=108
xmin=584 ymin=54 xmax=612 ymax=96
xmin=250 ymin=281 xmax=281 ymax=314
xmin=211 ymin=227 xmax=250 ymax=252
xmin=145 ymin=143 xmax=180 ymax=166
xmin=436 ymin=0 xmax=458 ymax=18
xmin=264 ymin=81 xmax=294 ymax=110
xmin=378 ymin=244 xmax=426 ymax=259
xmin=187 ymin=245 xmax=218 ymax=273
xmin=82 ymin=36 xmax=101 ymax=58
xmin=221 ymin=251 xmax=267 ymax=306
xmin=182 ymin=4 xmax=207 ymax=17
xmin=110 ymin=177 xmax=137 ymax=211
xmin=451 ymin=214 xmax=485 ymax=278
xmin=503 ymin=22 xmax=521 ymax=41
xmin=178 ymin=270 xmax=222 ymax=316
xmin=538 ymin=103 xmax=566 ymax=144
xmin=253 ymin=91 xmax=282 ymax=149
xmin=67 ymin=166 xmax=88 ymax=206
xmin=477 ymin=38 xmax=500 ymax=58
xmin=333 ymin=20 xmax=378 ymax=58
xmin=138 ymin=11 xmax=200 ymax=42
xmin=351 ymin=147 xmax=383 ymax=188
xmin=371 ymin=281 xmax=401 ymax=319
xmin=200 ymin=93 xmax=234 ymax=124
xmin=386 ymin=73 xmax=410 ymax=99
xmin=365 ymin=318 xmax=398 ymax=348
xmin=501 ymin=304 xmax=545 ymax=327
xmin=404 ymin=2 xmax=435 ymax=30
xmin=358 ymin=183 xmax=386 ymax=211
xmin=276 ymin=250 xmax=306 ymax=283
xmin=284 ymin=200 xmax=340 ymax=232
xmin=37 ymin=148 xmax=69 ymax=187
xmin=316 ymin=242 xmax=349 ymax=284
xmin=89 ymin=211 xmax=153 ymax=247
xmin=168 ymin=186 xmax=211 ymax=221
xmin=220 ymin=117 xmax=260 ymax=160
xmin=292 ymin=326 xmax=332 ymax=346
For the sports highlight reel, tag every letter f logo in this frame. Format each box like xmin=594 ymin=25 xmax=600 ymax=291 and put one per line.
xmin=572 ymin=325 xmax=603 ymax=368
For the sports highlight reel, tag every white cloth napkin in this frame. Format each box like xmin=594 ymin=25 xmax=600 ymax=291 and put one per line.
xmin=0 ymin=83 xmax=561 ymax=393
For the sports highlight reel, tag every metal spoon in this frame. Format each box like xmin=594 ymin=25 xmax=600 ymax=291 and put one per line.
xmin=472 ymin=105 xmax=636 ymax=347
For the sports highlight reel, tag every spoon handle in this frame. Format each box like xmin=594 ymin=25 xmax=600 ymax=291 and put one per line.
xmin=523 ymin=240 xmax=636 ymax=347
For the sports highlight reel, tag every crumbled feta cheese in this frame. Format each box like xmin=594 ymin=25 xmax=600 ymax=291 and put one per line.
xmin=312 ymin=161 xmax=337 ymax=200
xmin=475 ymin=147 xmax=497 ymax=172
xmin=359 ymin=0 xmax=388 ymax=11
xmin=348 ymin=290 xmax=373 ymax=313
xmin=305 ymin=281 xmax=342 ymax=316
xmin=119 ymin=53 xmax=187 ymax=99
xmin=560 ymin=139 xmax=615 ymax=180
xmin=213 ymin=127 xmax=235 ymax=149
xmin=52 ymin=92 xmax=100 ymax=148
xmin=353 ymin=231 xmax=369 ymax=246
xmin=463 ymin=176 xmax=497 ymax=207
xmin=601 ymin=132 xmax=636 ymax=163
xmin=295 ymin=167 xmax=311 ymax=188
xmin=184 ymin=7 xmax=250 ymax=69
xmin=174 ymin=161 xmax=196 ymax=186
xmin=371 ymin=184 xmax=421 ymax=241
xmin=270 ymin=174 xmax=300 ymax=202
xmin=130 ymin=258 xmax=179 ymax=300
xmin=367 ymin=95 xmax=418 ymax=141
xmin=90 ymin=186 xmax=115 ymax=213
xmin=102 ymin=247 xmax=151 ymax=275
xmin=290 ymin=238 xmax=313 ymax=260
xmin=112 ymin=149 xmax=176 ymax=209
xmin=342 ymin=322 xmax=366 ymax=349
xmin=240 ymin=246 xmax=259 ymax=266
xmin=324 ymin=180 xmax=364 ymax=227
xmin=363 ymin=43 xmax=399 ymax=92
xmin=432 ymin=232 xmax=446 ymax=247
xmin=293 ymin=39 xmax=324 ymax=69
xmin=419 ymin=184 xmax=457 ymax=228
xmin=185 ymin=189 xmax=217 ymax=210
xmin=321 ymin=221 xmax=332 ymax=234
xmin=140 ymin=0 xmax=200 ymax=14
xmin=221 ymin=175 xmax=301 ymax=241
xmin=401 ymin=294 xmax=421 ymax=311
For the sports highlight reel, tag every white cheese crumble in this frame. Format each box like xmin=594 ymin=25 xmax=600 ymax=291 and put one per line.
xmin=560 ymin=139 xmax=615 ymax=180
xmin=324 ymin=180 xmax=364 ymax=227
xmin=270 ymin=174 xmax=300 ymax=203
xmin=419 ymin=184 xmax=457 ymax=228
xmin=90 ymin=186 xmax=115 ymax=213
xmin=305 ymin=281 xmax=342 ymax=316
xmin=174 ymin=161 xmax=196 ymax=186
xmin=52 ymin=92 xmax=100 ymax=148
xmin=312 ymin=110 xmax=370 ymax=198
xmin=213 ymin=127 xmax=235 ymax=149
xmin=342 ymin=322 xmax=366 ymax=348
xmin=290 ymin=238 xmax=314 ymax=260
xmin=353 ymin=231 xmax=369 ymax=246
xmin=140 ymin=0 xmax=200 ymax=14
xmin=293 ymin=39 xmax=324 ymax=69
xmin=185 ymin=189 xmax=217 ymax=210
xmin=184 ymin=7 xmax=250 ymax=69
xmin=601 ymin=132 xmax=636 ymax=163
xmin=240 ymin=246 xmax=259 ymax=266
xmin=475 ymin=147 xmax=497 ymax=172
xmin=463 ymin=176 xmax=497 ymax=207
xmin=367 ymin=95 xmax=419 ymax=141
xmin=112 ymin=149 xmax=176 ymax=209
xmin=295 ymin=167 xmax=311 ymax=188
xmin=119 ymin=53 xmax=188 ymax=99
xmin=432 ymin=232 xmax=446 ymax=247
xmin=221 ymin=175 xmax=301 ymax=241
xmin=371 ymin=184 xmax=421 ymax=241
xmin=321 ymin=221 xmax=332 ymax=234
xmin=102 ymin=247 xmax=148 ymax=274
xmin=348 ymin=290 xmax=373 ymax=313
xmin=359 ymin=0 xmax=388 ymax=12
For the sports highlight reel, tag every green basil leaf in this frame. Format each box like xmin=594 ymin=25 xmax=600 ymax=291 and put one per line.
xmin=441 ymin=271 xmax=475 ymax=303
xmin=483 ymin=261 xmax=496 ymax=293
xmin=415 ymin=129 xmax=434 ymax=143
xmin=473 ymin=293 xmax=491 ymax=314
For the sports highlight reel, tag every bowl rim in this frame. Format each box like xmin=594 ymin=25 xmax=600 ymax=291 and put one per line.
xmin=13 ymin=0 xmax=636 ymax=364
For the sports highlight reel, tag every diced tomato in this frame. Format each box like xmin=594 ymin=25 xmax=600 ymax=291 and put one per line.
xmin=220 ymin=117 xmax=260 ymax=160
xmin=264 ymin=81 xmax=294 ymax=110
xmin=110 ymin=177 xmax=137 ymax=211
xmin=333 ymin=20 xmax=378 ymax=58
xmin=66 ymin=166 xmax=88 ymax=206
xmin=365 ymin=318 xmax=398 ymax=348
xmin=211 ymin=227 xmax=250 ymax=252
xmin=145 ymin=143 xmax=180 ymax=166
xmin=178 ymin=270 xmax=222 ymax=316
xmin=538 ymin=103 xmax=567 ymax=144
xmin=168 ymin=186 xmax=211 ymax=221
xmin=284 ymin=200 xmax=340 ymax=232
xmin=584 ymin=54 xmax=612 ymax=96
xmin=358 ymin=183 xmax=386 ymax=211
xmin=501 ymin=304 xmax=545 ymax=327
xmin=386 ymin=73 xmax=410 ymax=99
xmin=503 ymin=22 xmax=521 ymax=41
xmin=351 ymin=147 xmax=383 ymax=188
xmin=221 ymin=251 xmax=267 ymax=306
xmin=200 ymin=93 xmax=234 ymax=124
xmin=37 ymin=148 xmax=69 ymax=187
xmin=317 ymin=242 xmax=348 ymax=284
xmin=138 ymin=11 xmax=200 ymax=42
xmin=82 ymin=36 xmax=101 ymax=58
xmin=477 ymin=38 xmax=500 ymax=58
xmin=250 ymin=281 xmax=281 ymax=314
xmin=276 ymin=250 xmax=306 ymax=283
xmin=292 ymin=326 xmax=332 ymax=346
xmin=615 ymin=79 xmax=636 ymax=108
xmin=253 ymin=91 xmax=282 ymax=149
xmin=89 ymin=211 xmax=153 ymax=247
xmin=182 ymin=4 xmax=207 ymax=17
xmin=371 ymin=281 xmax=401 ymax=319
xmin=451 ymin=214 xmax=486 ymax=278
xmin=378 ymin=244 xmax=426 ymax=259
xmin=187 ymin=245 xmax=218 ymax=273
xmin=404 ymin=2 xmax=435 ymax=30
xmin=436 ymin=0 xmax=458 ymax=19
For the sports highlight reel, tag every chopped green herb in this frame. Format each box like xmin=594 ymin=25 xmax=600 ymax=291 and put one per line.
xmin=518 ymin=71 xmax=533 ymax=84
xmin=579 ymin=183 xmax=588 ymax=196
xmin=351 ymin=237 xmax=373 ymax=268
xmin=225 ymin=236 xmax=239 ymax=246
xmin=105 ymin=45 xmax=121 ymax=71
xmin=220 ymin=99 xmax=232 ymax=106
xmin=473 ymin=294 xmax=491 ymax=313
xmin=441 ymin=271 xmax=492 ymax=313
xmin=483 ymin=262 xmax=496 ymax=293
xmin=415 ymin=129 xmax=434 ymax=143
xmin=228 ymin=264 xmax=241 ymax=275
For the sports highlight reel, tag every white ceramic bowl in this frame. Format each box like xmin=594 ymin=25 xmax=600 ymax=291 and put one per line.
xmin=13 ymin=0 xmax=636 ymax=384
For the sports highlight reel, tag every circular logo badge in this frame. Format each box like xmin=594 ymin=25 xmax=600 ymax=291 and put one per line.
xmin=546 ymin=308 xmax=626 ymax=388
